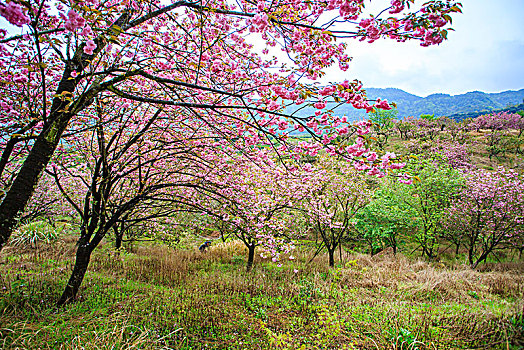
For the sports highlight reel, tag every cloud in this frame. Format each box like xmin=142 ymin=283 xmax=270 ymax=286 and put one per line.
xmin=321 ymin=0 xmax=524 ymax=96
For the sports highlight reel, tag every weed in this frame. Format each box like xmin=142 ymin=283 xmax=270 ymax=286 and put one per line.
xmin=1 ymin=238 xmax=523 ymax=349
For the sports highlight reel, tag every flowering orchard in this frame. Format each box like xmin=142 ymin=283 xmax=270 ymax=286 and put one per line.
xmin=0 ymin=0 xmax=467 ymax=304
xmin=352 ymin=111 xmax=524 ymax=265
xmin=0 ymin=0 xmax=463 ymax=254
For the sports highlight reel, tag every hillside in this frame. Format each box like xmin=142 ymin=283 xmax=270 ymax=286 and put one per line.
xmin=286 ymin=87 xmax=524 ymax=121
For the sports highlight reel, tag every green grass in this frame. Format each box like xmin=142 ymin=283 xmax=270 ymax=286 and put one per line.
xmin=1 ymin=238 xmax=523 ymax=349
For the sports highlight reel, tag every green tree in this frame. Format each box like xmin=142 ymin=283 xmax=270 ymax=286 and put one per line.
xmin=364 ymin=157 xmax=464 ymax=260
xmin=368 ymin=108 xmax=398 ymax=150
xmin=354 ymin=190 xmax=417 ymax=255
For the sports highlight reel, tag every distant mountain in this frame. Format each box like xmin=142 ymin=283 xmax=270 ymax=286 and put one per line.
xmin=286 ymin=87 xmax=524 ymax=121
xmin=449 ymin=103 xmax=524 ymax=121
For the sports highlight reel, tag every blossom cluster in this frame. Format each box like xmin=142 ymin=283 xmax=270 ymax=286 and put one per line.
xmin=0 ymin=1 xmax=30 ymax=26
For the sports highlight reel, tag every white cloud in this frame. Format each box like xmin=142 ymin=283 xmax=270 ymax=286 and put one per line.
xmin=321 ymin=0 xmax=524 ymax=96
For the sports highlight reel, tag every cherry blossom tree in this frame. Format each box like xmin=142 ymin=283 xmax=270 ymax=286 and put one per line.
xmin=0 ymin=0 xmax=463 ymax=252
xmin=470 ymin=112 xmax=524 ymax=159
xmin=444 ymin=167 xmax=524 ymax=268
xmin=406 ymin=139 xmax=474 ymax=170
xmin=394 ymin=116 xmax=416 ymax=140
xmin=48 ymin=100 xmax=250 ymax=304
xmin=181 ymin=150 xmax=313 ymax=271
xmin=300 ymin=155 xmax=374 ymax=266
xmin=446 ymin=118 xmax=472 ymax=143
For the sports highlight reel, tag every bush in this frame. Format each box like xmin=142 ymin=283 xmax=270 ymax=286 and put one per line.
xmin=10 ymin=220 xmax=64 ymax=248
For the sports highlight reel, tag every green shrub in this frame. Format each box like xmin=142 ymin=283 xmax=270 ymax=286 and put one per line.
xmin=10 ymin=220 xmax=64 ymax=248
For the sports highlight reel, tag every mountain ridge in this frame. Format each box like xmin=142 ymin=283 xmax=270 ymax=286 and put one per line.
xmin=364 ymin=87 xmax=524 ymax=117
xmin=287 ymin=87 xmax=524 ymax=121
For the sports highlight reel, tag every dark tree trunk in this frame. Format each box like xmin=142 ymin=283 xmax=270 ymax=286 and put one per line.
xmin=328 ymin=247 xmax=335 ymax=267
xmin=472 ymin=251 xmax=490 ymax=269
xmin=114 ymin=226 xmax=123 ymax=250
xmin=0 ymin=119 xmax=69 ymax=251
xmin=115 ymin=234 xmax=123 ymax=250
xmin=57 ymin=244 xmax=92 ymax=305
xmin=455 ymin=242 xmax=460 ymax=256
xmin=246 ymin=244 xmax=255 ymax=272
xmin=468 ymin=245 xmax=475 ymax=267
xmin=0 ymin=56 xmax=84 ymax=252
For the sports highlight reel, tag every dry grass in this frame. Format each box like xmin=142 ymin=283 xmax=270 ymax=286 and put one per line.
xmin=1 ymin=313 xmax=179 ymax=350
xmin=1 ymin=237 xmax=523 ymax=349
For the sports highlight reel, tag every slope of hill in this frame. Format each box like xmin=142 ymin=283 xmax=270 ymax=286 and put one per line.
xmin=449 ymin=103 xmax=524 ymax=121
xmin=286 ymin=87 xmax=524 ymax=121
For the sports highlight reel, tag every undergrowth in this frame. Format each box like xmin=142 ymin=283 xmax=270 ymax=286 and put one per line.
xmin=0 ymin=238 xmax=523 ymax=349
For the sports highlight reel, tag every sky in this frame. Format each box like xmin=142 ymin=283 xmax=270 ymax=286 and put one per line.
xmin=2 ymin=0 xmax=522 ymax=97
xmin=321 ymin=0 xmax=524 ymax=97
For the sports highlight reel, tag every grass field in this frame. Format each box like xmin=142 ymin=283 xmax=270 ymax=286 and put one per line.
xmin=1 ymin=237 xmax=523 ymax=349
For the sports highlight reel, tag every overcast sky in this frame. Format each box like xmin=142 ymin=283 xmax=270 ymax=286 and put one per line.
xmin=2 ymin=0 xmax=522 ymax=97
xmin=321 ymin=0 xmax=524 ymax=97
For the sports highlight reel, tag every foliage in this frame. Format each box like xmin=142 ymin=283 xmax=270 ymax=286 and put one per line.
xmin=363 ymin=156 xmax=464 ymax=259
xmin=369 ymin=108 xmax=398 ymax=149
xmin=354 ymin=186 xmax=418 ymax=256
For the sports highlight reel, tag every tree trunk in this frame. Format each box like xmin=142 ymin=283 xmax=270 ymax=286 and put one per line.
xmin=0 ymin=120 xmax=69 ymax=251
xmin=115 ymin=235 xmax=122 ymax=250
xmin=472 ymin=251 xmax=490 ymax=269
xmin=114 ymin=226 xmax=123 ymax=250
xmin=0 ymin=59 xmax=81 ymax=253
xmin=468 ymin=245 xmax=475 ymax=267
xmin=328 ymin=247 xmax=335 ymax=267
xmin=57 ymin=244 xmax=92 ymax=305
xmin=115 ymin=234 xmax=122 ymax=250
xmin=246 ymin=244 xmax=255 ymax=272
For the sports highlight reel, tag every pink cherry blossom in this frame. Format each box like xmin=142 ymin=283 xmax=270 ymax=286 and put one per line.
xmin=0 ymin=1 xmax=30 ymax=26
xmin=83 ymin=39 xmax=97 ymax=55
